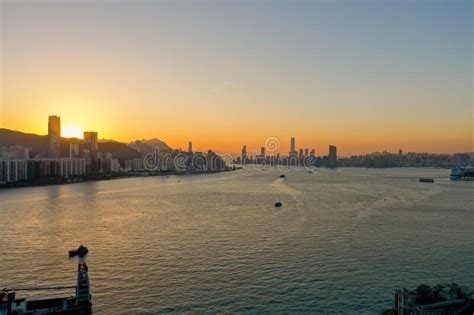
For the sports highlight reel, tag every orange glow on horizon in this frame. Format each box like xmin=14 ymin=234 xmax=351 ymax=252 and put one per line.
xmin=2 ymin=113 xmax=472 ymax=157
xmin=61 ymin=126 xmax=83 ymax=139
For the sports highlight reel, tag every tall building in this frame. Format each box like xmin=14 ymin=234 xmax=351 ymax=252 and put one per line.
xmin=241 ymin=145 xmax=247 ymax=164
xmin=305 ymin=148 xmax=309 ymax=156
xmin=48 ymin=115 xmax=61 ymax=158
xmin=83 ymin=132 xmax=98 ymax=152
xmin=290 ymin=137 xmax=296 ymax=153
xmin=188 ymin=141 xmax=193 ymax=153
xmin=328 ymin=145 xmax=337 ymax=167
xmin=260 ymin=147 xmax=265 ymax=156
xmin=0 ymin=159 xmax=28 ymax=183
xmin=70 ymin=142 xmax=80 ymax=158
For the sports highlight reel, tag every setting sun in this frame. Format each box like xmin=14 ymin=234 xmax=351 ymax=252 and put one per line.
xmin=62 ymin=126 xmax=83 ymax=139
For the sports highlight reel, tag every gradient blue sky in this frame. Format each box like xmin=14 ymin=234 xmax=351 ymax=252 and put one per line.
xmin=1 ymin=0 xmax=472 ymax=155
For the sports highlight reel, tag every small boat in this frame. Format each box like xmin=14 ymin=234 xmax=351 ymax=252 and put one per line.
xmin=279 ymin=174 xmax=286 ymax=178
xmin=419 ymin=178 xmax=434 ymax=183
xmin=69 ymin=245 xmax=88 ymax=257
xmin=274 ymin=202 xmax=282 ymax=207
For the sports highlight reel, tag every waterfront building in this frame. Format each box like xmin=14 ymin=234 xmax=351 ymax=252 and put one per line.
xmin=241 ymin=145 xmax=247 ymax=164
xmin=70 ymin=142 xmax=81 ymax=158
xmin=33 ymin=158 xmax=87 ymax=178
xmin=48 ymin=115 xmax=61 ymax=158
xmin=328 ymin=145 xmax=337 ymax=167
xmin=0 ymin=158 xmax=88 ymax=183
xmin=83 ymin=131 xmax=99 ymax=152
xmin=104 ymin=153 xmax=121 ymax=173
xmin=256 ymin=147 xmax=266 ymax=164
xmin=132 ymin=158 xmax=145 ymax=171
xmin=192 ymin=151 xmax=207 ymax=171
xmin=289 ymin=137 xmax=297 ymax=165
xmin=206 ymin=150 xmax=225 ymax=171
xmin=0 ymin=145 xmax=30 ymax=159
xmin=0 ymin=159 xmax=28 ymax=183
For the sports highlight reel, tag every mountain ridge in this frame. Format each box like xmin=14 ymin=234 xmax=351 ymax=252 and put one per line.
xmin=0 ymin=128 xmax=175 ymax=163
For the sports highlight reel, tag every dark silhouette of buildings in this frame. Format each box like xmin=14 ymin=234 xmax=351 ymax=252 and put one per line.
xmin=328 ymin=145 xmax=337 ymax=167
xmin=48 ymin=115 xmax=61 ymax=158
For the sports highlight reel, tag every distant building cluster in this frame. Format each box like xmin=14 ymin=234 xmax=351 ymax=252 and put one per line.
xmin=124 ymin=140 xmax=227 ymax=173
xmin=0 ymin=115 xmax=230 ymax=186
xmin=338 ymin=149 xmax=473 ymax=168
xmin=3 ymin=115 xmax=470 ymax=186
xmin=236 ymin=137 xmax=338 ymax=168
xmin=0 ymin=116 xmax=121 ymax=185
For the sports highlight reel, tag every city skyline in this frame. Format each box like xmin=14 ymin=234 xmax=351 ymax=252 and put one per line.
xmin=2 ymin=117 xmax=473 ymax=158
xmin=1 ymin=1 xmax=472 ymax=156
xmin=1 ymin=2 xmax=473 ymax=314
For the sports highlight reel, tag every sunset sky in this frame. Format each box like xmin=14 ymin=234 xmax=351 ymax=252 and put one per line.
xmin=1 ymin=0 xmax=472 ymax=156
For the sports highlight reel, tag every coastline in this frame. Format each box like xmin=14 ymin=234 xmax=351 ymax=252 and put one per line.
xmin=0 ymin=168 xmax=236 ymax=190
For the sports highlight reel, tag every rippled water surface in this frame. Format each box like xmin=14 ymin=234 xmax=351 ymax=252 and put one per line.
xmin=0 ymin=168 xmax=473 ymax=314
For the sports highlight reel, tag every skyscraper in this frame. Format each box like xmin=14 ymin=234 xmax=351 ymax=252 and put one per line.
xmin=83 ymin=132 xmax=98 ymax=152
xmin=188 ymin=141 xmax=193 ymax=153
xmin=290 ymin=137 xmax=296 ymax=153
xmin=328 ymin=145 xmax=337 ymax=167
xmin=48 ymin=115 xmax=61 ymax=158
xmin=241 ymin=145 xmax=247 ymax=164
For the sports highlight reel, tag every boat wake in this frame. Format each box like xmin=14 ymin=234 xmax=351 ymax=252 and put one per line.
xmin=271 ymin=178 xmax=302 ymax=207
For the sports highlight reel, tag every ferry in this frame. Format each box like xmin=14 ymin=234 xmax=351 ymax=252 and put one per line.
xmin=0 ymin=248 xmax=92 ymax=315
xmin=450 ymin=166 xmax=474 ymax=180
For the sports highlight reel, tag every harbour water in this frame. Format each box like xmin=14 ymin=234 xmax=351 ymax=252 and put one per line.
xmin=0 ymin=168 xmax=473 ymax=314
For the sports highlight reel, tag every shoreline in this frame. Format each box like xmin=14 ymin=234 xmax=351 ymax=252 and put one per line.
xmin=0 ymin=165 xmax=466 ymax=190
xmin=0 ymin=169 xmax=236 ymax=190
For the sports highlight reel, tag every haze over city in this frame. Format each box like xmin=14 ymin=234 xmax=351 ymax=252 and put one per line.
xmin=1 ymin=0 xmax=472 ymax=155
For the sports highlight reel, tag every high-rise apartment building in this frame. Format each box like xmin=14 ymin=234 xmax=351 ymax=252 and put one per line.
xmin=83 ymin=132 xmax=98 ymax=152
xmin=48 ymin=116 xmax=61 ymax=158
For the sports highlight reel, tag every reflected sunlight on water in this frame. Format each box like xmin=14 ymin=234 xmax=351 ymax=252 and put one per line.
xmin=0 ymin=168 xmax=473 ymax=313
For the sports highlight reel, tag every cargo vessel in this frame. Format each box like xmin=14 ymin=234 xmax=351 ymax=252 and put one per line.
xmin=0 ymin=248 xmax=91 ymax=315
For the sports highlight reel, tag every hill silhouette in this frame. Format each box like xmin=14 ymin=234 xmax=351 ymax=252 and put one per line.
xmin=0 ymin=128 xmax=142 ymax=163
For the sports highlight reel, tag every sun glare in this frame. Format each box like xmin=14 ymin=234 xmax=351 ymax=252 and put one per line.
xmin=62 ymin=126 xmax=83 ymax=139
